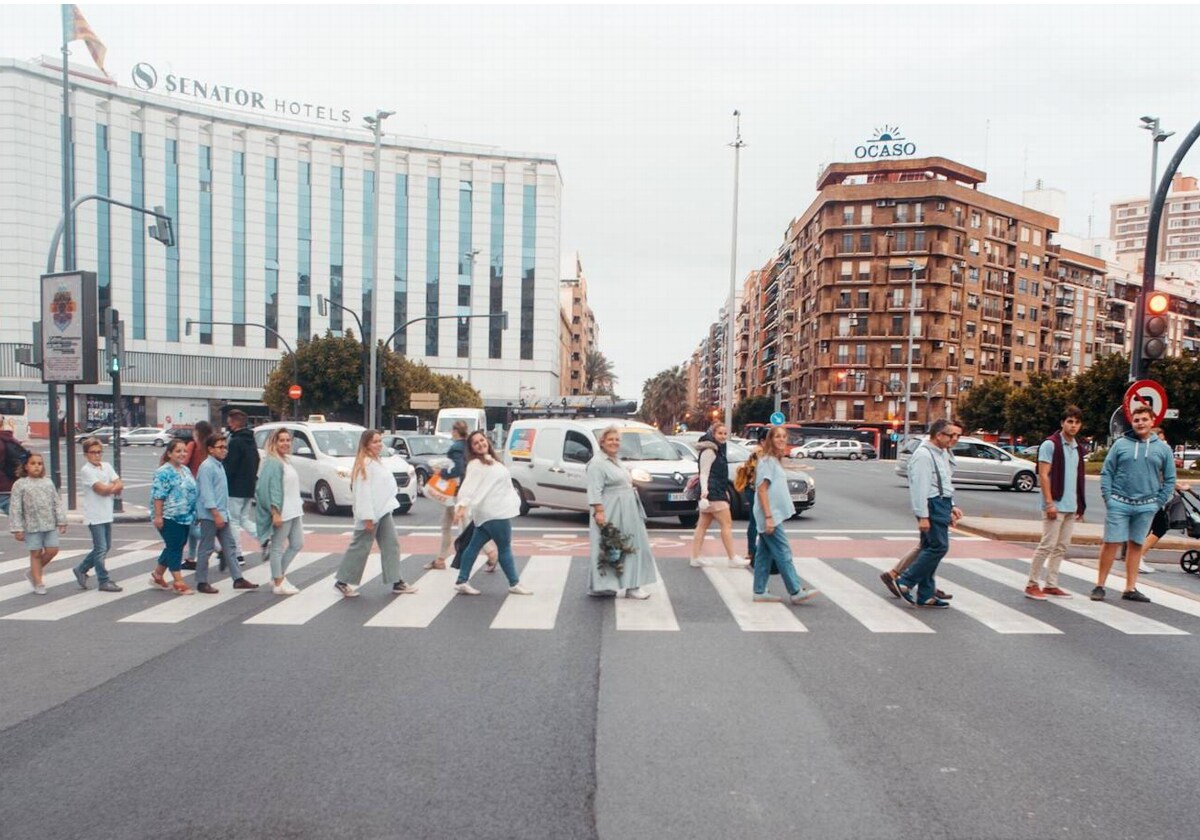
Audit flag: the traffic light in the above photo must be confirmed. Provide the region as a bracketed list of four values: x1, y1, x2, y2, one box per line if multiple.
[1142, 291, 1170, 364]
[107, 311, 124, 377]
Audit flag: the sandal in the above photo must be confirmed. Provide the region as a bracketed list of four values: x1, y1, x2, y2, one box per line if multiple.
[149, 570, 170, 591]
[172, 580, 195, 596]
[424, 559, 447, 570]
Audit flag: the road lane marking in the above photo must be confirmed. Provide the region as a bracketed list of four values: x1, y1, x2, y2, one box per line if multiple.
[1053, 559, 1200, 622]
[244, 554, 381, 625]
[364, 556, 491, 628]
[704, 566, 807, 632]
[490, 555, 569, 630]
[615, 558, 679, 631]
[1, 550, 164, 620]
[0, 548, 90, 575]
[794, 557, 933, 633]
[0, 549, 165, 603]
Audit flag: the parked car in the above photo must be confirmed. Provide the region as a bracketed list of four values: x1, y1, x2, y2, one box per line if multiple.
[792, 439, 875, 460]
[254, 421, 417, 516]
[895, 435, 1038, 492]
[668, 436, 815, 518]
[75, 426, 131, 445]
[504, 418, 699, 525]
[1176, 448, 1200, 470]
[381, 433, 454, 495]
[122, 426, 174, 447]
[1018, 444, 1041, 459]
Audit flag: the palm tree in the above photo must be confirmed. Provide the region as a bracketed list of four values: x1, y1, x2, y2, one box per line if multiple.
[640, 366, 689, 429]
[584, 349, 617, 394]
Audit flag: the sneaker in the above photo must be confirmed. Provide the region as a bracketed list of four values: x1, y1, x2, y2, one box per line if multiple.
[508, 584, 534, 596]
[334, 581, 359, 598]
[624, 587, 651, 600]
[791, 587, 821, 605]
[1090, 586, 1105, 601]
[727, 558, 750, 569]
[196, 582, 219, 595]
[455, 582, 481, 596]
[1139, 563, 1155, 575]
[896, 583, 915, 607]
[392, 581, 419, 595]
[917, 598, 951, 609]
[1122, 589, 1152, 603]
[423, 559, 447, 570]
[149, 570, 170, 591]
[1041, 586, 1072, 598]
[880, 571, 902, 598]
[1024, 584, 1047, 601]
[752, 593, 783, 603]
[172, 581, 195, 596]
[272, 580, 300, 596]
[236, 555, 246, 567]
[73, 568, 89, 590]
[181, 560, 197, 571]
[98, 580, 123, 593]
[689, 557, 712, 568]
[232, 578, 259, 590]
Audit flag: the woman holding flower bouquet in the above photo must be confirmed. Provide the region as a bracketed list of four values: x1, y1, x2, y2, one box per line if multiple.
[586, 425, 657, 599]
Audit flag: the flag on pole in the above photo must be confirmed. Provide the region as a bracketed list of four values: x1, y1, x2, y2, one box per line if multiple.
[61, 5, 109, 78]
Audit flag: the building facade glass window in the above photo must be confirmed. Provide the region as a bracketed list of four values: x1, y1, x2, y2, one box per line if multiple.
[131, 131, 145, 340]
[521, 184, 536, 360]
[198, 145, 213, 345]
[457, 180, 473, 358]
[362, 170, 375, 344]
[489, 182, 504, 359]
[231, 151, 246, 346]
[297, 161, 312, 342]
[164, 139, 180, 342]
[95, 124, 110, 315]
[265, 157, 279, 348]
[393, 174, 408, 354]
[426, 176, 441, 356]
[330, 165, 344, 334]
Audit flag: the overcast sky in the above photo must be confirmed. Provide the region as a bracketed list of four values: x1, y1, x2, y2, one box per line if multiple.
[3, 4, 1198, 397]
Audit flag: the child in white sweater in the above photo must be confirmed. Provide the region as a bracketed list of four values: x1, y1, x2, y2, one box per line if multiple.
[9, 453, 67, 594]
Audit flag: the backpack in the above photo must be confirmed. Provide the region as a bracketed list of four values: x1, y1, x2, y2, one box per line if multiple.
[2, 437, 31, 482]
[733, 453, 758, 494]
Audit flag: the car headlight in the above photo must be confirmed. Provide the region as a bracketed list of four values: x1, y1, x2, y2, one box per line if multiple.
[629, 468, 652, 483]
[336, 467, 352, 479]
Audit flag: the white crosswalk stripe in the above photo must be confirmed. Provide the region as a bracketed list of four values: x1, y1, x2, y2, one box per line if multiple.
[491, 555, 570, 630]
[944, 558, 1187, 635]
[703, 565, 807, 632]
[855, 557, 1060, 635]
[244, 554, 382, 626]
[364, 556, 492, 628]
[0, 548, 164, 604]
[794, 557, 933, 633]
[2, 550, 165, 620]
[0, 548, 90, 576]
[1053, 559, 1200, 622]
[615, 558, 679, 631]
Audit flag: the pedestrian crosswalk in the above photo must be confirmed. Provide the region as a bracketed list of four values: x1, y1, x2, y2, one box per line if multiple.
[4, 546, 1200, 637]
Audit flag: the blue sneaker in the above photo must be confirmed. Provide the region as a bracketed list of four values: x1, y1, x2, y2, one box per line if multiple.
[895, 582, 915, 606]
[917, 598, 951, 609]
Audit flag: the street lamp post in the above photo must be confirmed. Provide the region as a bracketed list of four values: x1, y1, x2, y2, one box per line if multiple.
[363, 109, 393, 430]
[463, 249, 480, 387]
[725, 110, 744, 430]
[922, 375, 957, 425]
[903, 258, 920, 443]
[316, 293, 368, 425]
[1129, 116, 1175, 381]
[186, 318, 300, 419]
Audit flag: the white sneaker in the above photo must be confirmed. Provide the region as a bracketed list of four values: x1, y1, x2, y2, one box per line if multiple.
[791, 587, 820, 605]
[1139, 563, 1155, 574]
[689, 557, 712, 568]
[508, 584, 534, 596]
[624, 587, 650, 600]
[33, 583, 47, 596]
[273, 580, 300, 596]
[727, 557, 749, 569]
[455, 582, 481, 596]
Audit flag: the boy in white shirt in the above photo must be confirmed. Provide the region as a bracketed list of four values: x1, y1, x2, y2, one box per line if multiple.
[73, 438, 124, 592]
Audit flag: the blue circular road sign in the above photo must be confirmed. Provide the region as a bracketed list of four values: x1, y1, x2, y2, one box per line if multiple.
[769, 411, 786, 426]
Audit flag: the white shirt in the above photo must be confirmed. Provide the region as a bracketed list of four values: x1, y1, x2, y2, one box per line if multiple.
[281, 460, 303, 521]
[457, 458, 521, 525]
[352, 459, 400, 525]
[80, 461, 118, 525]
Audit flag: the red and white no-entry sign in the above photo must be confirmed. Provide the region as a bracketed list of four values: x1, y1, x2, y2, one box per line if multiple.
[1123, 379, 1167, 425]
[288, 384, 303, 401]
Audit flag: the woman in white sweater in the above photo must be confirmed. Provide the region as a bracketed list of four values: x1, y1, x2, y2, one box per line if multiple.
[452, 431, 532, 596]
[333, 430, 418, 597]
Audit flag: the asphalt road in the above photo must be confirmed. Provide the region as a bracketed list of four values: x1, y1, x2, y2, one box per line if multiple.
[3, 447, 1200, 839]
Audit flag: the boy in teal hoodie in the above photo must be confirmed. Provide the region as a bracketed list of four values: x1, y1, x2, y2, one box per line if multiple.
[1094, 404, 1176, 603]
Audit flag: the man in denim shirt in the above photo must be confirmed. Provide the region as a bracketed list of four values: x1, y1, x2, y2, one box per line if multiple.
[195, 433, 259, 594]
[894, 418, 964, 609]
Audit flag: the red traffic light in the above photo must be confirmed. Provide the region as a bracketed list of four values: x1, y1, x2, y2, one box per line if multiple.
[1147, 292, 1170, 315]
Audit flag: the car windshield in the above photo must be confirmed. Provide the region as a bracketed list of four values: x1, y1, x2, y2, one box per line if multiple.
[311, 430, 363, 457]
[405, 436, 451, 457]
[726, 441, 752, 462]
[594, 428, 680, 461]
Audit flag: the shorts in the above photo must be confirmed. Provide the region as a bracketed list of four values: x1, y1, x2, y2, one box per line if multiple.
[24, 529, 60, 550]
[702, 500, 731, 514]
[1150, 507, 1170, 540]
[1103, 499, 1156, 545]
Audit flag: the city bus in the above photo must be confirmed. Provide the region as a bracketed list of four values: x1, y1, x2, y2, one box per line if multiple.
[0, 394, 29, 441]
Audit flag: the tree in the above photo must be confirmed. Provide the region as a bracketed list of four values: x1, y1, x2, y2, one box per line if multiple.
[957, 376, 1013, 436]
[1069, 352, 1130, 442]
[1003, 372, 1073, 443]
[1149, 354, 1200, 444]
[584, 349, 618, 395]
[733, 395, 775, 432]
[638, 366, 689, 430]
[263, 330, 481, 423]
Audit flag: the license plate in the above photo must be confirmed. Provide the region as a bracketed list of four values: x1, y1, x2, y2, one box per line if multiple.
[667, 492, 689, 502]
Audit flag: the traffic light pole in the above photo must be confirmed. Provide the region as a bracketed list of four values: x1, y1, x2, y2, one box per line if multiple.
[1131, 118, 1200, 380]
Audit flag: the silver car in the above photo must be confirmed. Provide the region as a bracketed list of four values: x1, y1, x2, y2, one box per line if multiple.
[668, 436, 816, 517]
[122, 426, 174, 447]
[895, 435, 1038, 492]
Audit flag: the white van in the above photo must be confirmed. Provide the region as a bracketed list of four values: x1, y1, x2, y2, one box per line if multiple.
[505, 418, 700, 525]
[435, 407, 487, 437]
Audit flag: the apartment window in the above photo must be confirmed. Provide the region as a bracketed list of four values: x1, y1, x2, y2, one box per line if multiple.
[969, 238, 980, 254]
[1016, 303, 1026, 320]
[892, 288, 905, 308]
[860, 232, 872, 251]
[836, 345, 849, 364]
[858, 261, 871, 281]
[889, 345, 902, 364]
[913, 203, 923, 223]
[851, 401, 865, 421]
[393, 174, 409, 353]
[913, 230, 926, 251]
[970, 211, 982, 229]
[1018, 277, 1027, 293]
[841, 233, 854, 253]
[856, 290, 870, 309]
[841, 260, 853, 278]
[861, 205, 872, 225]
[843, 206, 854, 225]
[896, 203, 909, 223]
[1020, 226, 1030, 242]
[1032, 230, 1042, 246]
[1019, 252, 1029, 269]
[894, 230, 908, 251]
[891, 315, 903, 336]
[968, 267, 979, 283]
[964, 350, 976, 365]
[855, 344, 867, 365]
[966, 321, 977, 338]
[838, 291, 852, 308]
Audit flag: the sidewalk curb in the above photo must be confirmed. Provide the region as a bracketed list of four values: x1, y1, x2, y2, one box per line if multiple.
[956, 519, 1196, 551]
[65, 505, 151, 525]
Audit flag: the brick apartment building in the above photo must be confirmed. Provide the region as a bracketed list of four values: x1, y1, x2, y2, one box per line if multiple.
[559, 254, 599, 395]
[1111, 173, 1200, 267]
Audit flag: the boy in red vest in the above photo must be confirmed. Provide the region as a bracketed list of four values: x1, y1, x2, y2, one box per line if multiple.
[1025, 406, 1087, 599]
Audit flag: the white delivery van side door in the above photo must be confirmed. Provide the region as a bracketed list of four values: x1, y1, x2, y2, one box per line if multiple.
[529, 425, 570, 508]
[558, 429, 594, 505]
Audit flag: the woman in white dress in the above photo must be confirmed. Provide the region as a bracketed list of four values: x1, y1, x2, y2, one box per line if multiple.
[586, 425, 656, 598]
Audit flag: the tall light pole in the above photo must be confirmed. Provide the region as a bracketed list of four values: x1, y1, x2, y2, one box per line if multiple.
[464, 249, 479, 388]
[1129, 116, 1174, 381]
[725, 110, 744, 430]
[903, 258, 920, 444]
[364, 109, 393, 429]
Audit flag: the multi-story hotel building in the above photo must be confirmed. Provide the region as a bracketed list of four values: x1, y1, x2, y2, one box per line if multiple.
[728, 155, 1115, 429]
[0, 56, 564, 430]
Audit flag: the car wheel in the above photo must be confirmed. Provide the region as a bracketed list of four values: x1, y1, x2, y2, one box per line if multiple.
[679, 513, 699, 527]
[1012, 471, 1036, 493]
[813, 452, 824, 459]
[415, 469, 429, 496]
[395, 501, 412, 515]
[513, 481, 531, 516]
[154, 439, 166, 447]
[314, 481, 337, 516]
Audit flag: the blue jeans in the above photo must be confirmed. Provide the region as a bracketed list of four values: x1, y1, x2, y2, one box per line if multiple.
[156, 518, 191, 572]
[77, 522, 112, 583]
[897, 497, 952, 604]
[753, 526, 802, 596]
[455, 518, 519, 586]
[744, 491, 758, 560]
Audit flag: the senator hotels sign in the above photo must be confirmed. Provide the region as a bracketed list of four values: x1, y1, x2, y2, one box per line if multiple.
[854, 125, 918, 159]
[130, 61, 352, 124]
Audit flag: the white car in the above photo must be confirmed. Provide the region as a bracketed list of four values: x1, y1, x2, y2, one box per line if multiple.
[123, 426, 174, 447]
[254, 421, 417, 516]
[792, 439, 876, 460]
